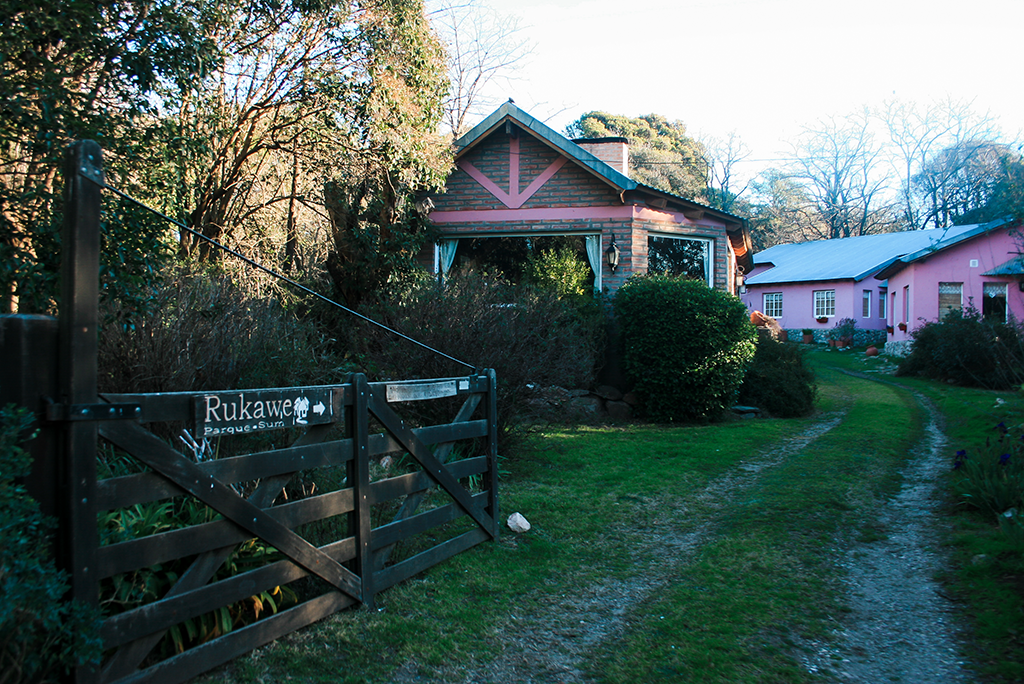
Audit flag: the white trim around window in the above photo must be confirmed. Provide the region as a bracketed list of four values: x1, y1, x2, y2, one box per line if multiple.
[763, 292, 782, 318]
[646, 233, 714, 287]
[813, 290, 835, 318]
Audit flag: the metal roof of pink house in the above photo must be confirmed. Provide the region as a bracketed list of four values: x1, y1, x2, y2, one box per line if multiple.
[873, 217, 1013, 279]
[747, 221, 1006, 285]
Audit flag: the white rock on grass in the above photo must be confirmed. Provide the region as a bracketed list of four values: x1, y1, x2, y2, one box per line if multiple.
[507, 512, 531, 533]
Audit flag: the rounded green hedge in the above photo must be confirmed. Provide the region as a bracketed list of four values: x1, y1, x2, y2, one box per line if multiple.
[615, 274, 756, 422]
[737, 337, 817, 418]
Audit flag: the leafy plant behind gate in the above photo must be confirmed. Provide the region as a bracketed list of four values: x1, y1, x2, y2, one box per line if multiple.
[98, 490, 298, 657]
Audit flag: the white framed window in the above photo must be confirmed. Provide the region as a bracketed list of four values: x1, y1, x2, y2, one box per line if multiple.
[813, 290, 835, 318]
[647, 234, 713, 286]
[903, 286, 910, 323]
[879, 289, 887, 318]
[938, 282, 962, 317]
[862, 290, 871, 318]
[763, 292, 783, 318]
[983, 282, 1007, 322]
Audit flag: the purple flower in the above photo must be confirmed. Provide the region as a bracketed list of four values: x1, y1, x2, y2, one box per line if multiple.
[954, 449, 967, 470]
[1001, 453, 1012, 466]
[997, 422, 1008, 434]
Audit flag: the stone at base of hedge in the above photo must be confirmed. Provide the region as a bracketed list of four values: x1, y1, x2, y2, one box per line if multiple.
[606, 400, 632, 421]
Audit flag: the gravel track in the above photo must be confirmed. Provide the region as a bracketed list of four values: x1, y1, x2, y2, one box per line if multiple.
[812, 383, 974, 683]
[398, 375, 972, 684]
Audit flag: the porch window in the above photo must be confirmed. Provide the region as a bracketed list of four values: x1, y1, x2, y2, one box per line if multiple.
[903, 286, 910, 323]
[983, 282, 1007, 322]
[763, 292, 782, 318]
[647, 235, 712, 286]
[813, 290, 835, 318]
[938, 282, 962, 317]
[862, 290, 871, 318]
[879, 289, 887, 318]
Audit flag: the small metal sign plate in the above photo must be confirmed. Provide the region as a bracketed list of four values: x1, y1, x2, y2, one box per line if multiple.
[386, 380, 459, 403]
[194, 388, 335, 436]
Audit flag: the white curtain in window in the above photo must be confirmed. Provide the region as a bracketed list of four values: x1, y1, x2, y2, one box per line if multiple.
[585, 234, 602, 292]
[439, 239, 458, 275]
[703, 240, 712, 286]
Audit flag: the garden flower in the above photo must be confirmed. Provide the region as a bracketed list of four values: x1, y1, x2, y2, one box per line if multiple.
[1000, 453, 1011, 466]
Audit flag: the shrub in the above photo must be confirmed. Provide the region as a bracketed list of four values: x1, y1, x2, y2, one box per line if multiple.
[896, 306, 1024, 389]
[828, 317, 856, 342]
[953, 422, 1024, 518]
[523, 246, 593, 299]
[0, 406, 102, 683]
[737, 338, 817, 418]
[614, 274, 756, 422]
[354, 270, 605, 443]
[98, 264, 351, 394]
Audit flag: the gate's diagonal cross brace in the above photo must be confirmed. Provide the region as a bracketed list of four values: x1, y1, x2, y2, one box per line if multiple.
[374, 393, 482, 570]
[99, 422, 362, 601]
[367, 390, 495, 536]
[98, 424, 333, 683]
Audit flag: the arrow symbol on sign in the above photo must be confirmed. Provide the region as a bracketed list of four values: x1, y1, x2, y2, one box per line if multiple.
[313, 401, 326, 416]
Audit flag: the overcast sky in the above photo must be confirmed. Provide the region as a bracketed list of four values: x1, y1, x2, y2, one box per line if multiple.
[473, 0, 1023, 179]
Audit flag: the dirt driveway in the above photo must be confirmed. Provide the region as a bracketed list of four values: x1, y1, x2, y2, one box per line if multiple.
[396, 373, 975, 684]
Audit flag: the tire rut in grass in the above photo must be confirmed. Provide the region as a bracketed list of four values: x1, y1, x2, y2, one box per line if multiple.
[427, 411, 849, 684]
[807, 387, 974, 683]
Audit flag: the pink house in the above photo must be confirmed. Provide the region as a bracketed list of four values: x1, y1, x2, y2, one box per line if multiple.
[741, 218, 1024, 347]
[423, 101, 753, 294]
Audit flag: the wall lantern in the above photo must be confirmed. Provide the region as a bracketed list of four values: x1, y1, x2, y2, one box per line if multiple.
[606, 235, 620, 273]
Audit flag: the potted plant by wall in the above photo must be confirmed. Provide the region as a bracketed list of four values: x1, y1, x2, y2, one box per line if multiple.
[801, 329, 814, 344]
[816, 316, 828, 324]
[886, 325, 894, 334]
[833, 317, 856, 347]
[898, 321, 907, 332]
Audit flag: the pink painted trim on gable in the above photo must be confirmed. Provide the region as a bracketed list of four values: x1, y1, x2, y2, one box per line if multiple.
[458, 161, 509, 205]
[509, 136, 519, 196]
[431, 205, 721, 226]
[457, 137, 570, 209]
[433, 206, 636, 223]
[519, 157, 567, 204]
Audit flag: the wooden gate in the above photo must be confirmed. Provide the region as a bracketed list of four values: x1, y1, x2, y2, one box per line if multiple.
[3, 141, 499, 684]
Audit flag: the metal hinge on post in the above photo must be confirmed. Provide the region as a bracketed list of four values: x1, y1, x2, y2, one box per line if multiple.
[45, 401, 142, 422]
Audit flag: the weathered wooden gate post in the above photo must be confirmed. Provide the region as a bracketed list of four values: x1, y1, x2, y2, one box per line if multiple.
[347, 372, 375, 608]
[58, 140, 104, 684]
[484, 369, 500, 537]
[0, 315, 60, 519]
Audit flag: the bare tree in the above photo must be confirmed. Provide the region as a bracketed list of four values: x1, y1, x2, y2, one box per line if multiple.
[882, 98, 1003, 229]
[913, 140, 1014, 228]
[787, 109, 894, 240]
[700, 130, 751, 213]
[428, 0, 533, 135]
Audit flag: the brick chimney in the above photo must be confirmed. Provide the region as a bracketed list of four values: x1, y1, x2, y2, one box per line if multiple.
[573, 137, 629, 177]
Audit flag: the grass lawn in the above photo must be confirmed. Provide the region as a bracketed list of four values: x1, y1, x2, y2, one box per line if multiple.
[197, 347, 1024, 684]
